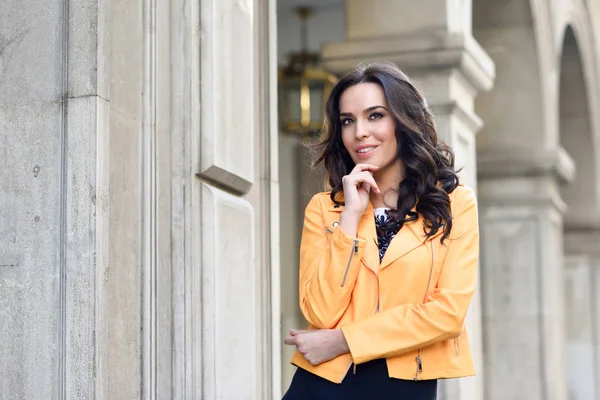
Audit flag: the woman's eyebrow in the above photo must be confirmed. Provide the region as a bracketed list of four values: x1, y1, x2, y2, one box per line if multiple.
[340, 105, 388, 117]
[364, 105, 387, 112]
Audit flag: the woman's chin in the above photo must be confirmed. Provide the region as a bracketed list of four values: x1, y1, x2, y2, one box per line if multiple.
[352, 156, 380, 166]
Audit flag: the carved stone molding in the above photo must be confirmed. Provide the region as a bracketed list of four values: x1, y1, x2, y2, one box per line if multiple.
[197, 0, 255, 194]
[477, 147, 576, 184]
[322, 31, 495, 93]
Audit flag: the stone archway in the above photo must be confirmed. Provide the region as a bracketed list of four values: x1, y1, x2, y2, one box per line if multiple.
[473, 0, 552, 153]
[559, 24, 600, 400]
[559, 26, 600, 229]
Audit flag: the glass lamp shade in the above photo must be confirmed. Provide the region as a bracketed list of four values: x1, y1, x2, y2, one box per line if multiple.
[279, 66, 337, 136]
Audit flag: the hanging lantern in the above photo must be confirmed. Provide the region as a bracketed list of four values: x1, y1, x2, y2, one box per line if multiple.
[278, 7, 338, 137]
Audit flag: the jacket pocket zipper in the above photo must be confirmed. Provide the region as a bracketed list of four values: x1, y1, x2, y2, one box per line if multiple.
[325, 222, 339, 234]
[341, 239, 358, 287]
[414, 242, 436, 380]
[413, 352, 423, 381]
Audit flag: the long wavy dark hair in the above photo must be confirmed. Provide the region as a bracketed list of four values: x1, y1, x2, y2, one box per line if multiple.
[313, 61, 459, 242]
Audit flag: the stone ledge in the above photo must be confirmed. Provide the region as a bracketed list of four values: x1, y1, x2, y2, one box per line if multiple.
[564, 230, 600, 256]
[322, 31, 495, 93]
[477, 147, 576, 184]
[431, 100, 484, 133]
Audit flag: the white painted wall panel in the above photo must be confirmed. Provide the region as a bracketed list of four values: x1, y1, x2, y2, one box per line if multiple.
[199, 0, 255, 193]
[201, 183, 257, 399]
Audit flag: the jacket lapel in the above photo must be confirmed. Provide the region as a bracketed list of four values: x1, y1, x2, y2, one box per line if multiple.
[379, 217, 424, 270]
[379, 215, 445, 271]
[327, 202, 446, 273]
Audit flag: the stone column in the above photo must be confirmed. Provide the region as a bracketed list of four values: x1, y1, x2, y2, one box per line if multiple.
[1, 0, 71, 393]
[0, 0, 146, 397]
[564, 231, 600, 400]
[321, 1, 494, 399]
[563, 255, 598, 400]
[196, 1, 277, 398]
[477, 151, 574, 400]
[1, 0, 278, 398]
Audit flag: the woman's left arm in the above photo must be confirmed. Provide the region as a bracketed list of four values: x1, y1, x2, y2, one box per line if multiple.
[340, 186, 479, 365]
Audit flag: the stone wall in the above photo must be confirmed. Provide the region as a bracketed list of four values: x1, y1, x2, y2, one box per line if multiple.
[0, 0, 279, 398]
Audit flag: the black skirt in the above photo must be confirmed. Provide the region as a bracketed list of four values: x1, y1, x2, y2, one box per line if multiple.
[282, 359, 437, 400]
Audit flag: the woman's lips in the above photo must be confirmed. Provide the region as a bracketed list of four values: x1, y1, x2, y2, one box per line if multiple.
[356, 146, 377, 158]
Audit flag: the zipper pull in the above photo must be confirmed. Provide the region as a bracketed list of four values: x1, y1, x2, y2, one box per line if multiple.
[413, 355, 423, 381]
[354, 239, 358, 254]
[353, 364, 357, 375]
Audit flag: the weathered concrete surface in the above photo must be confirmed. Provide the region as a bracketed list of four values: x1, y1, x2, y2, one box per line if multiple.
[0, 0, 64, 398]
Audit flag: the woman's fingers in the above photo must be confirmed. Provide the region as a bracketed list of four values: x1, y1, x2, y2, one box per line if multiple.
[350, 163, 379, 174]
[359, 173, 380, 193]
[284, 330, 312, 345]
[289, 329, 311, 336]
[284, 335, 297, 345]
[343, 172, 380, 193]
[340, 164, 381, 216]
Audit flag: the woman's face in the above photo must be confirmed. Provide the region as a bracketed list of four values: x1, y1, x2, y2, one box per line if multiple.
[339, 82, 400, 173]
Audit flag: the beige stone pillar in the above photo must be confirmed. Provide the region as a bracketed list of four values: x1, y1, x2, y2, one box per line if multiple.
[279, 136, 327, 392]
[195, 1, 279, 398]
[477, 152, 573, 400]
[0, 0, 145, 397]
[563, 255, 598, 400]
[321, 2, 494, 399]
[0, 0, 279, 398]
[472, 1, 572, 397]
[278, 136, 303, 392]
[564, 232, 600, 400]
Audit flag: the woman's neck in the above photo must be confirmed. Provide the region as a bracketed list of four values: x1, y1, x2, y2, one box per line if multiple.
[370, 160, 403, 209]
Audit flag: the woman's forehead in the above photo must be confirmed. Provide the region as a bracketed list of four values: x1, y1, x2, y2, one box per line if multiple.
[339, 83, 387, 112]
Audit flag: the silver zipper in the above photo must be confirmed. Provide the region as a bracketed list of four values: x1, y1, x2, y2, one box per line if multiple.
[376, 276, 380, 313]
[414, 241, 436, 380]
[325, 222, 339, 234]
[341, 239, 359, 287]
[413, 354, 423, 381]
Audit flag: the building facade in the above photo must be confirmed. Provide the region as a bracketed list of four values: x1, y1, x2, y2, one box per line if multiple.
[1, 0, 600, 399]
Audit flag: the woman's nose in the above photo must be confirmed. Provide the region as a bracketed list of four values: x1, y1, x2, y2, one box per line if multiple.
[355, 120, 370, 139]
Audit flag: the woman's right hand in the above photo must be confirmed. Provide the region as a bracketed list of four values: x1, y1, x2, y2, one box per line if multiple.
[339, 164, 380, 235]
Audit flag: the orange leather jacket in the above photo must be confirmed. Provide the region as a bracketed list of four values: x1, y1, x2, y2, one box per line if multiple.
[290, 185, 479, 383]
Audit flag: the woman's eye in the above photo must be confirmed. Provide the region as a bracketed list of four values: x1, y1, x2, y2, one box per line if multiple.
[369, 112, 384, 120]
[341, 118, 353, 126]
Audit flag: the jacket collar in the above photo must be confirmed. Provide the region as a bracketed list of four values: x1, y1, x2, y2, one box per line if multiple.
[327, 201, 444, 272]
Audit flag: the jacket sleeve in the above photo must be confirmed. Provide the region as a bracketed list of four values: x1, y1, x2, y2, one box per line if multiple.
[340, 186, 479, 365]
[298, 194, 368, 329]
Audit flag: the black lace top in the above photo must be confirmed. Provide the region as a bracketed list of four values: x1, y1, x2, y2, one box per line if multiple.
[374, 208, 400, 262]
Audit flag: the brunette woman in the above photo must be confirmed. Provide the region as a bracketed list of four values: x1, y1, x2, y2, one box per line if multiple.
[282, 61, 479, 400]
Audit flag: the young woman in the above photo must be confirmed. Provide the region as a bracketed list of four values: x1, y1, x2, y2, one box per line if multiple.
[282, 62, 479, 399]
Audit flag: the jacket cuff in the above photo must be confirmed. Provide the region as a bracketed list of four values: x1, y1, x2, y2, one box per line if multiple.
[340, 323, 369, 365]
[331, 224, 367, 251]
